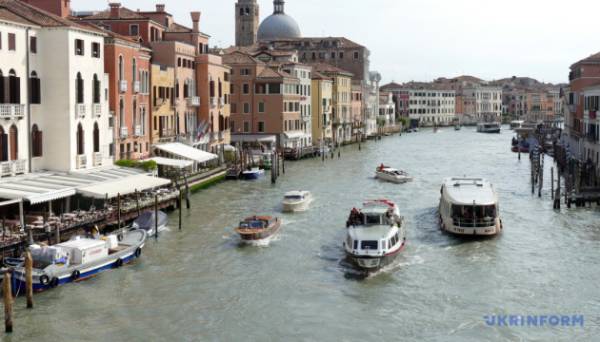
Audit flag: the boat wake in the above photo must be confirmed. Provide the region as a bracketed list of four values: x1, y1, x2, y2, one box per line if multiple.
[240, 232, 281, 247]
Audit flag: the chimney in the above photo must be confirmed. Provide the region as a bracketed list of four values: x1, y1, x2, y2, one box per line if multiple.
[191, 12, 201, 33]
[109, 3, 121, 18]
[22, 0, 71, 18]
[156, 4, 165, 12]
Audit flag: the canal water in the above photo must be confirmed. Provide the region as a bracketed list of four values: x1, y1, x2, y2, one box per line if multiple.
[8, 128, 600, 341]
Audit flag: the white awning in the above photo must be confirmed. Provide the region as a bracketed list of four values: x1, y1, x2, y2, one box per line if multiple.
[230, 134, 277, 143]
[147, 157, 193, 169]
[283, 131, 306, 140]
[154, 143, 218, 163]
[78, 174, 172, 199]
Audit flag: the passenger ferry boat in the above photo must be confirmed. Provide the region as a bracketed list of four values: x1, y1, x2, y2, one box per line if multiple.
[343, 200, 406, 272]
[235, 216, 281, 241]
[11, 230, 146, 293]
[282, 191, 313, 212]
[477, 122, 501, 133]
[439, 178, 502, 236]
[510, 120, 525, 130]
[375, 165, 413, 184]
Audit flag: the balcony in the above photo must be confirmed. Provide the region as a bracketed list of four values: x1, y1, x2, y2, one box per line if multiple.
[187, 96, 201, 107]
[0, 104, 25, 119]
[75, 104, 86, 118]
[219, 97, 225, 107]
[0, 160, 26, 177]
[76, 154, 87, 170]
[92, 103, 102, 117]
[134, 125, 142, 137]
[119, 80, 128, 93]
[120, 126, 128, 139]
[93, 152, 103, 167]
[210, 97, 217, 109]
[133, 81, 140, 93]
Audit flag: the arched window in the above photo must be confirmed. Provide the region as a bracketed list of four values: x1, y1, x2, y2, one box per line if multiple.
[92, 74, 100, 104]
[9, 124, 17, 161]
[177, 58, 182, 67]
[32, 124, 43, 157]
[76, 123, 84, 155]
[0, 126, 6, 162]
[119, 98, 124, 129]
[29, 71, 41, 104]
[76, 72, 84, 104]
[133, 99, 137, 130]
[219, 114, 224, 131]
[118, 55, 124, 81]
[218, 79, 222, 98]
[132, 58, 137, 84]
[209, 79, 215, 98]
[239, 7, 244, 16]
[184, 79, 189, 98]
[93, 122, 99, 153]
[8, 69, 20, 104]
[0, 70, 4, 104]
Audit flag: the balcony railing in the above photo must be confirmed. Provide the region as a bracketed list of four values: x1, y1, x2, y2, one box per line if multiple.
[92, 103, 102, 117]
[76, 155, 87, 170]
[210, 97, 217, 109]
[134, 125, 142, 137]
[75, 104, 86, 118]
[219, 97, 225, 107]
[133, 81, 140, 94]
[187, 96, 201, 107]
[0, 160, 26, 177]
[0, 104, 25, 119]
[119, 80, 128, 93]
[120, 126, 128, 139]
[93, 152, 102, 167]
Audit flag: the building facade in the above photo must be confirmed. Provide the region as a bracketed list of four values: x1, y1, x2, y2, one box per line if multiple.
[235, 0, 259, 47]
[311, 72, 333, 145]
[408, 90, 456, 126]
[150, 64, 176, 143]
[462, 86, 502, 123]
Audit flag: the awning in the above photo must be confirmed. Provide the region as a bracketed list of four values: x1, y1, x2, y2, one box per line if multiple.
[78, 174, 172, 199]
[154, 143, 218, 163]
[283, 131, 306, 140]
[147, 157, 193, 169]
[0, 173, 77, 205]
[230, 134, 277, 143]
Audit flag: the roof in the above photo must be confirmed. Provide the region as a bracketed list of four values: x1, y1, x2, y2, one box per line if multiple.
[223, 51, 264, 65]
[572, 51, 600, 68]
[78, 174, 171, 199]
[0, 0, 102, 32]
[348, 225, 395, 241]
[154, 143, 218, 163]
[380, 82, 404, 90]
[147, 157, 193, 169]
[257, 67, 293, 79]
[309, 63, 353, 77]
[442, 178, 497, 206]
[312, 71, 332, 81]
[82, 6, 147, 20]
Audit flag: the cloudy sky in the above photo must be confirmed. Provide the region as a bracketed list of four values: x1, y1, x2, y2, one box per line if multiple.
[73, 0, 593, 84]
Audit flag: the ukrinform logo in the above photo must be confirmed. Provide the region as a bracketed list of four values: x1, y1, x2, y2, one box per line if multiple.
[484, 315, 584, 327]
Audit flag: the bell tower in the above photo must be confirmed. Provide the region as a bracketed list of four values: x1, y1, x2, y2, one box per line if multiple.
[235, 0, 259, 47]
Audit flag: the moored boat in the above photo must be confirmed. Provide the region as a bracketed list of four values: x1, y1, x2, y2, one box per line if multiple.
[343, 200, 406, 272]
[242, 167, 265, 180]
[477, 122, 501, 133]
[11, 229, 146, 293]
[375, 165, 413, 184]
[454, 124, 461, 131]
[235, 216, 281, 241]
[439, 177, 502, 236]
[132, 211, 168, 235]
[282, 191, 313, 212]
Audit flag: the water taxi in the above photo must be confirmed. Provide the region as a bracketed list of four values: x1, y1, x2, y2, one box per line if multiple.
[242, 167, 265, 180]
[343, 200, 406, 272]
[282, 191, 313, 212]
[477, 122, 501, 133]
[439, 177, 502, 236]
[235, 216, 281, 241]
[11, 229, 146, 293]
[375, 165, 413, 184]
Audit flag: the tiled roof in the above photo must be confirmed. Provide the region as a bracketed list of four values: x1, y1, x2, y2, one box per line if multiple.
[572, 52, 600, 67]
[167, 22, 191, 33]
[222, 51, 263, 65]
[257, 68, 285, 79]
[312, 71, 332, 81]
[0, 7, 32, 25]
[380, 82, 403, 90]
[308, 62, 353, 77]
[82, 6, 147, 20]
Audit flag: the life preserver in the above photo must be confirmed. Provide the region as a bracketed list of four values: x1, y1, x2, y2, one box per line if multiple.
[71, 270, 81, 281]
[39, 275, 50, 286]
[50, 277, 59, 288]
[134, 248, 142, 258]
[117, 233, 124, 242]
[115, 258, 124, 268]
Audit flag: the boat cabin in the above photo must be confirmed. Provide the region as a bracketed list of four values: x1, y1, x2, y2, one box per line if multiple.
[440, 178, 499, 229]
[284, 191, 309, 201]
[239, 216, 275, 230]
[347, 206, 394, 227]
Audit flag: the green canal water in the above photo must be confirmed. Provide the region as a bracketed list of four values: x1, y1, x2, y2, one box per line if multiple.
[7, 128, 600, 341]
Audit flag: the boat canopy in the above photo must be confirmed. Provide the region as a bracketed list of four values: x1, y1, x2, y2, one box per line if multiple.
[443, 177, 497, 206]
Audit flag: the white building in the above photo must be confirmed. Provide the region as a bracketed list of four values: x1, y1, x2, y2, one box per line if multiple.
[463, 86, 502, 123]
[378, 92, 395, 129]
[365, 71, 381, 137]
[0, 0, 112, 175]
[282, 63, 312, 147]
[408, 89, 456, 126]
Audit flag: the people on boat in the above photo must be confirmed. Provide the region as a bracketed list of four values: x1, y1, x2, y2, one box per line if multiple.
[347, 208, 364, 227]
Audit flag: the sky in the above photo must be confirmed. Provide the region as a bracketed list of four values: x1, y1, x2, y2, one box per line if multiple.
[72, 0, 597, 85]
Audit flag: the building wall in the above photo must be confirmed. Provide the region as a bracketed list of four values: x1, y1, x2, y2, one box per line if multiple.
[150, 64, 175, 143]
[311, 78, 333, 144]
[408, 90, 456, 126]
[235, 0, 259, 47]
[197, 54, 231, 149]
[331, 74, 352, 143]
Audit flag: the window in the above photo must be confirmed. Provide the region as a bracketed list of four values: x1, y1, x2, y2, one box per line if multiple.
[354, 51, 359, 60]
[8, 33, 15, 51]
[243, 103, 250, 114]
[76, 72, 84, 103]
[92, 42, 100, 58]
[243, 121, 250, 132]
[361, 240, 378, 250]
[258, 101, 265, 113]
[240, 68, 250, 76]
[93, 74, 100, 103]
[75, 39, 84, 56]
[30, 36, 37, 54]
[258, 121, 265, 133]
[230, 84, 235, 94]
[243, 84, 249, 94]
[231, 103, 237, 113]
[130, 24, 139, 36]
[29, 71, 41, 104]
[339, 52, 344, 59]
[255, 83, 265, 94]
[32, 124, 42, 157]
[268, 83, 281, 94]
[118, 55, 124, 81]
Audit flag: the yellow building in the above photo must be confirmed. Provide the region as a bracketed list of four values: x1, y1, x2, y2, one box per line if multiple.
[150, 64, 176, 144]
[312, 64, 353, 144]
[311, 72, 334, 145]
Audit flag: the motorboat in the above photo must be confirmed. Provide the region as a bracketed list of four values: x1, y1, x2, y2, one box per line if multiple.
[439, 177, 502, 236]
[235, 216, 281, 241]
[343, 200, 406, 272]
[132, 211, 168, 235]
[510, 120, 525, 130]
[477, 122, 501, 133]
[242, 167, 265, 180]
[11, 229, 146, 293]
[454, 125, 461, 131]
[375, 165, 413, 184]
[282, 191, 313, 212]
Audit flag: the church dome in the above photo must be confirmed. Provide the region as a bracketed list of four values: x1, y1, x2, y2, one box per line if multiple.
[257, 0, 301, 41]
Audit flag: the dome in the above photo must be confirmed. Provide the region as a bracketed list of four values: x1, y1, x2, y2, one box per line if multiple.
[257, 0, 301, 41]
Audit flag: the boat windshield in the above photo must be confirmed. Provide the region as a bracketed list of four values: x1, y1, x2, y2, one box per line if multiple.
[285, 195, 303, 200]
[239, 220, 266, 229]
[365, 214, 383, 225]
[361, 240, 378, 250]
[451, 205, 497, 227]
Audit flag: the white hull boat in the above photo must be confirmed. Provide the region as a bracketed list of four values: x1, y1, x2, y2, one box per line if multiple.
[375, 166, 413, 184]
[132, 211, 168, 235]
[282, 191, 313, 212]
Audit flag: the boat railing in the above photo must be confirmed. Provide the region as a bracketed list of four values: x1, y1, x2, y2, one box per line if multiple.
[452, 217, 495, 228]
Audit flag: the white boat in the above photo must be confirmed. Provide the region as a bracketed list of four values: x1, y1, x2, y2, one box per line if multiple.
[343, 200, 406, 272]
[477, 122, 501, 133]
[242, 167, 265, 180]
[510, 120, 525, 130]
[132, 211, 168, 235]
[282, 191, 313, 212]
[375, 165, 413, 184]
[11, 229, 146, 292]
[439, 177, 502, 236]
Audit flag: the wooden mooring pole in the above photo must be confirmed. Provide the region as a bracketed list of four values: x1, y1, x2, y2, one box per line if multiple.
[117, 193, 121, 229]
[178, 189, 183, 231]
[3, 271, 13, 333]
[25, 251, 33, 309]
[154, 194, 159, 240]
[554, 168, 561, 210]
[551, 167, 555, 200]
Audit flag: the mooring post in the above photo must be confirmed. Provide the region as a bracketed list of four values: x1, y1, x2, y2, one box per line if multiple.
[281, 150, 286, 174]
[338, 143, 341, 159]
[531, 166, 535, 195]
[135, 189, 140, 218]
[55, 219, 60, 245]
[551, 167, 555, 200]
[538, 161, 543, 198]
[154, 194, 159, 240]
[3, 271, 13, 333]
[178, 189, 183, 231]
[117, 193, 121, 229]
[25, 251, 33, 309]
[184, 174, 191, 209]
[556, 168, 561, 209]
